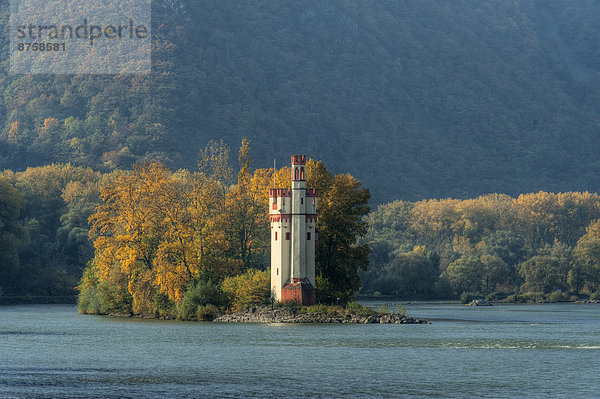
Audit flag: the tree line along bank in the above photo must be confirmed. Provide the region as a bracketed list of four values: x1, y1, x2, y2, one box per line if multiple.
[2, 141, 600, 314]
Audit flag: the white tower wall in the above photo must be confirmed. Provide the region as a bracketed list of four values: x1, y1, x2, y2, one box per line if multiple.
[270, 190, 291, 301]
[291, 178, 306, 280]
[306, 194, 317, 287]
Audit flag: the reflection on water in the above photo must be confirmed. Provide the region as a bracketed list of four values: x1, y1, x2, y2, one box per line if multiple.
[1, 303, 599, 398]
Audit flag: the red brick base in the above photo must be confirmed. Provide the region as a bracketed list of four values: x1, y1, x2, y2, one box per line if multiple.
[281, 279, 316, 305]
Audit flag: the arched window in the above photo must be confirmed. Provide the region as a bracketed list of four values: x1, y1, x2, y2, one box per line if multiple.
[295, 168, 299, 180]
[300, 167, 305, 180]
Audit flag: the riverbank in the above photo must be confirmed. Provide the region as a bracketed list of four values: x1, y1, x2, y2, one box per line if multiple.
[214, 306, 429, 324]
[0, 295, 76, 305]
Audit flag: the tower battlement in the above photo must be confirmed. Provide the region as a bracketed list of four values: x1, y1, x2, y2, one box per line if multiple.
[291, 155, 306, 165]
[306, 188, 318, 197]
[269, 188, 292, 198]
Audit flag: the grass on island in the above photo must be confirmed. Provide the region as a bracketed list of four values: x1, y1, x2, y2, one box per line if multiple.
[278, 301, 407, 318]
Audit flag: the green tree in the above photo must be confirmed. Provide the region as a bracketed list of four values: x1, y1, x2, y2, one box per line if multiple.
[307, 162, 371, 304]
[369, 246, 439, 298]
[519, 255, 568, 293]
[572, 239, 600, 293]
[482, 230, 527, 268]
[0, 178, 28, 294]
[443, 255, 485, 294]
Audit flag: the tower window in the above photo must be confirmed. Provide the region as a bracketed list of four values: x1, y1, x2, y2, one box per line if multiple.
[307, 232, 311, 240]
[275, 232, 278, 241]
[277, 268, 279, 276]
[285, 232, 290, 240]
[272, 203, 277, 210]
[301, 167, 305, 180]
[295, 168, 299, 180]
[313, 198, 316, 206]
[301, 198, 303, 204]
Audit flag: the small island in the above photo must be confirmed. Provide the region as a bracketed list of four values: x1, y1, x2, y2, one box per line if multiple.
[75, 148, 428, 324]
[214, 305, 428, 324]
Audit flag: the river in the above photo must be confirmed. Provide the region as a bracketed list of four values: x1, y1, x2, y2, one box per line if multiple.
[1, 303, 599, 398]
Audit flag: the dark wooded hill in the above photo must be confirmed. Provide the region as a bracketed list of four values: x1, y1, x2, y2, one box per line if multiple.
[1, 0, 600, 204]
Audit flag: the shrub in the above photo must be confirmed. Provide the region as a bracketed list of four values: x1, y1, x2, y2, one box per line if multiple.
[77, 285, 101, 314]
[460, 291, 478, 304]
[590, 292, 600, 301]
[177, 279, 224, 320]
[278, 300, 300, 312]
[152, 292, 176, 319]
[485, 292, 499, 302]
[326, 305, 344, 316]
[394, 304, 406, 317]
[196, 304, 220, 321]
[300, 304, 329, 314]
[97, 281, 133, 315]
[376, 304, 391, 314]
[315, 275, 333, 304]
[521, 292, 545, 303]
[221, 269, 270, 312]
[345, 302, 376, 317]
[547, 291, 567, 302]
[503, 294, 524, 303]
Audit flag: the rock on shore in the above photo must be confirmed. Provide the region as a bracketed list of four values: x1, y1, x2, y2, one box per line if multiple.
[213, 307, 428, 324]
[465, 299, 493, 307]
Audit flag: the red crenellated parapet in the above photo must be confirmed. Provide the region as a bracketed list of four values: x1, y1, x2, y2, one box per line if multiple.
[269, 188, 292, 198]
[270, 214, 291, 223]
[291, 155, 306, 165]
[306, 188, 318, 197]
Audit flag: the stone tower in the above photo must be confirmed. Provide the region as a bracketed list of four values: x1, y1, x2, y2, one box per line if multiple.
[270, 155, 317, 305]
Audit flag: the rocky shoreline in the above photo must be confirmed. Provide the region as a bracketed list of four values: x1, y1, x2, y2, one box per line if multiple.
[213, 306, 428, 324]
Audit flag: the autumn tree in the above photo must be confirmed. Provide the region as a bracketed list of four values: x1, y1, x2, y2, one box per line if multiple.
[222, 139, 270, 269]
[572, 221, 600, 293]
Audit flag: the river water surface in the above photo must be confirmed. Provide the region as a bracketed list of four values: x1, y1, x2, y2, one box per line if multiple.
[1, 303, 599, 398]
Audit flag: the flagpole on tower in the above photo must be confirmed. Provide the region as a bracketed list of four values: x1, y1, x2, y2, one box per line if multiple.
[273, 159, 276, 188]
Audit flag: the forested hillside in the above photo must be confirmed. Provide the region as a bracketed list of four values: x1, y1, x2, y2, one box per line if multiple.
[2, 1, 600, 203]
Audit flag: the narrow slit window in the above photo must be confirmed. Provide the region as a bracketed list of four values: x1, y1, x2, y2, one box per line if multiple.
[307, 232, 311, 240]
[313, 198, 316, 206]
[275, 232, 278, 240]
[301, 198, 303, 204]
[285, 232, 290, 240]
[272, 202, 277, 210]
